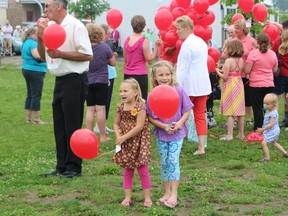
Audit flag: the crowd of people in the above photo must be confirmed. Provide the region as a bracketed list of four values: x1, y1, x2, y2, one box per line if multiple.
[5, 0, 288, 209]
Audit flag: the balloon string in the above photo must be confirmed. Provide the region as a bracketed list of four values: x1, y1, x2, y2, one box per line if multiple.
[95, 149, 115, 159]
[50, 58, 54, 64]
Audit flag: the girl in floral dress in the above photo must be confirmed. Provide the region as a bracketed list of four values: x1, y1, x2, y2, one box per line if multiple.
[113, 78, 152, 207]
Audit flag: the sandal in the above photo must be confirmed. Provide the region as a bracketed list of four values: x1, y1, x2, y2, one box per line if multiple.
[143, 200, 153, 208]
[246, 120, 253, 126]
[193, 151, 205, 156]
[164, 199, 178, 208]
[284, 153, 288, 158]
[260, 157, 270, 163]
[236, 134, 245, 140]
[121, 199, 131, 207]
[26, 119, 32, 124]
[159, 196, 170, 204]
[33, 120, 48, 125]
[219, 136, 233, 141]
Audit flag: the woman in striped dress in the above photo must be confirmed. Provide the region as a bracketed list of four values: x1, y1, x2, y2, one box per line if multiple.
[216, 40, 245, 140]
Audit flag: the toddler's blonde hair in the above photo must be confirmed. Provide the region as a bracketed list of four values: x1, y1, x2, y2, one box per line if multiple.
[264, 93, 278, 107]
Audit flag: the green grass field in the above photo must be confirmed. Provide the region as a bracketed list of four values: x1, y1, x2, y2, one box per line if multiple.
[0, 61, 288, 216]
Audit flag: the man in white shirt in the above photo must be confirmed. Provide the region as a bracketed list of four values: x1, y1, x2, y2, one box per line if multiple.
[2, 20, 13, 56]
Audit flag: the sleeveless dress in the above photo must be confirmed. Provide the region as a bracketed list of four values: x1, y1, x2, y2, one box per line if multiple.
[220, 58, 245, 116]
[113, 101, 151, 169]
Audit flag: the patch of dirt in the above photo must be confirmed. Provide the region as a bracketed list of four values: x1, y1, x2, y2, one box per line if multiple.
[0, 55, 22, 66]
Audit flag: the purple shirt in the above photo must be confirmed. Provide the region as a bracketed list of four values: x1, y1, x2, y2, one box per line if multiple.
[88, 42, 113, 84]
[147, 84, 193, 142]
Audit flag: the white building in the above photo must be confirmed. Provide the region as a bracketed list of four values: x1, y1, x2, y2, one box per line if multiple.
[95, 0, 223, 48]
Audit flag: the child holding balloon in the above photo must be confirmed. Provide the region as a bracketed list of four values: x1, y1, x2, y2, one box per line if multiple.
[113, 78, 152, 207]
[147, 61, 193, 208]
[215, 40, 245, 141]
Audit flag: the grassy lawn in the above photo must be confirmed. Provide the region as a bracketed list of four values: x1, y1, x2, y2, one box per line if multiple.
[0, 61, 288, 216]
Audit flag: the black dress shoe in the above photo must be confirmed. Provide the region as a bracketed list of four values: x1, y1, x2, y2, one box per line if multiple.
[60, 171, 81, 178]
[44, 169, 64, 177]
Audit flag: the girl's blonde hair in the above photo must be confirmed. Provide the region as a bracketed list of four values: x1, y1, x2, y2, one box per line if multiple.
[279, 29, 288, 55]
[22, 27, 37, 42]
[151, 60, 178, 88]
[86, 23, 104, 44]
[234, 19, 249, 35]
[121, 78, 145, 103]
[264, 93, 278, 107]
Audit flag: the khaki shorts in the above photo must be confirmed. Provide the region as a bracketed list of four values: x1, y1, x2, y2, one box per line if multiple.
[3, 38, 12, 48]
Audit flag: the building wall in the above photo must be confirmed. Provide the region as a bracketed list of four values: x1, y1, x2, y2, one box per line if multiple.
[7, 2, 23, 28]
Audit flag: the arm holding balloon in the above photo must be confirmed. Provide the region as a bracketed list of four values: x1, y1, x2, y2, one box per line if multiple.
[37, 19, 49, 61]
[148, 115, 175, 135]
[115, 109, 146, 145]
[173, 109, 191, 131]
[143, 38, 162, 64]
[46, 49, 93, 62]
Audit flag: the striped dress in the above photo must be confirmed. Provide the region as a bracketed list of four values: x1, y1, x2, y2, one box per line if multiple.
[219, 58, 245, 116]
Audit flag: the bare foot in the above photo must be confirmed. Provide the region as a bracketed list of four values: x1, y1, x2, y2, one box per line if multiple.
[100, 137, 112, 143]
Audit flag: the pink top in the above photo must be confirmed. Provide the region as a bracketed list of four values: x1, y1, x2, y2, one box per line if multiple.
[124, 36, 147, 75]
[246, 49, 277, 87]
[234, 35, 255, 77]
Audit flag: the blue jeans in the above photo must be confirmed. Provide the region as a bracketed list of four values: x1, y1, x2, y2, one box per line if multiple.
[156, 138, 183, 182]
[22, 69, 45, 111]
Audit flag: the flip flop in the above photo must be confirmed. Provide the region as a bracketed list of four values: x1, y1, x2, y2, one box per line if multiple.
[193, 151, 205, 156]
[143, 200, 153, 208]
[33, 120, 48, 125]
[164, 199, 178, 208]
[159, 197, 169, 204]
[121, 199, 131, 207]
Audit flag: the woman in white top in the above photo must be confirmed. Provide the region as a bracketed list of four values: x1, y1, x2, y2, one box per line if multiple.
[175, 15, 211, 156]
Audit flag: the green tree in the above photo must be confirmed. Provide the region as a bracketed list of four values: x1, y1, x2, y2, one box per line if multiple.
[220, 0, 278, 35]
[272, 0, 288, 12]
[68, 0, 110, 21]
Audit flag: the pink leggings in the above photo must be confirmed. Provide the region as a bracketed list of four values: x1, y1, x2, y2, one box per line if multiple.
[123, 164, 151, 189]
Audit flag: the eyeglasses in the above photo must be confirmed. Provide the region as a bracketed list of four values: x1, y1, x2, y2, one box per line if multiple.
[44, 2, 58, 8]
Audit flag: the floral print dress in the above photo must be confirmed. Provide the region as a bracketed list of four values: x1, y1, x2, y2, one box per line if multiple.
[113, 101, 151, 169]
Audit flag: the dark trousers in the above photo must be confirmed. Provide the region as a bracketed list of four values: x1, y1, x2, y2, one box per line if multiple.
[22, 69, 45, 111]
[53, 73, 88, 173]
[124, 74, 148, 101]
[206, 73, 219, 116]
[106, 78, 114, 119]
[250, 86, 274, 131]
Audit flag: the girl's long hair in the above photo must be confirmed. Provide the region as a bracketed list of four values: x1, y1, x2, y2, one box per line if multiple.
[121, 78, 145, 103]
[151, 60, 178, 88]
[279, 30, 288, 55]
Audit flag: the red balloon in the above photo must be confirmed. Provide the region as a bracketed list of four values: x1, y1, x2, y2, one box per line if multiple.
[70, 129, 99, 160]
[158, 6, 171, 12]
[245, 132, 264, 143]
[207, 55, 216, 72]
[232, 13, 245, 24]
[154, 9, 173, 31]
[187, 8, 198, 23]
[208, 0, 219, 5]
[43, 24, 66, 50]
[159, 30, 168, 40]
[148, 85, 180, 119]
[201, 10, 216, 26]
[194, 25, 205, 38]
[176, 0, 191, 9]
[106, 8, 123, 29]
[252, 3, 268, 22]
[201, 26, 213, 41]
[263, 24, 279, 42]
[208, 47, 220, 63]
[172, 7, 186, 21]
[170, 0, 178, 10]
[165, 30, 178, 46]
[176, 39, 184, 51]
[238, 0, 254, 13]
[193, 0, 210, 14]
